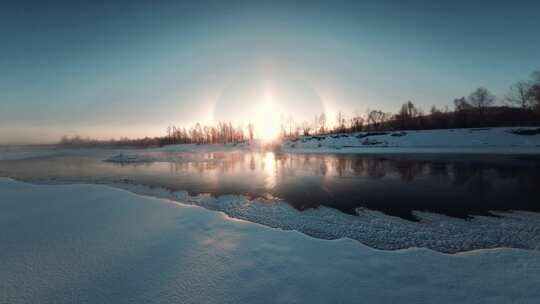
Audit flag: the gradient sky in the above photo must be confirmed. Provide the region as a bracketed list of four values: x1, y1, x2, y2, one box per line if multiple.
[1, 0, 540, 144]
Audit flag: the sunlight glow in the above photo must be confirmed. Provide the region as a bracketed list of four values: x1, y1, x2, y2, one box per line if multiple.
[255, 91, 281, 142]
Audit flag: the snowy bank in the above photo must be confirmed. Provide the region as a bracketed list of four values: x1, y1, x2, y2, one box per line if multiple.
[1, 179, 539, 304]
[92, 181, 540, 253]
[105, 127, 540, 163]
[283, 127, 540, 154]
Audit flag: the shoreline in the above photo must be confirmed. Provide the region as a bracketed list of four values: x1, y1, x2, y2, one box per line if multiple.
[3, 175, 540, 254]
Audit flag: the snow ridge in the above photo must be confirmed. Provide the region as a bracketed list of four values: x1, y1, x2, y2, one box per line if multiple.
[104, 181, 540, 254]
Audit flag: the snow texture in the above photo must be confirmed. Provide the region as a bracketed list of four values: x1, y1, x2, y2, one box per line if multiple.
[283, 127, 540, 154]
[1, 178, 539, 304]
[101, 182, 540, 253]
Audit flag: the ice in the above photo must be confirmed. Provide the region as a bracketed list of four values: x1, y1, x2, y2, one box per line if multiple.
[103, 182, 540, 253]
[1, 179, 539, 303]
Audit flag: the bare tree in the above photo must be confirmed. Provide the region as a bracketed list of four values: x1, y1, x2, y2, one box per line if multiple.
[166, 126, 172, 144]
[336, 111, 347, 132]
[247, 123, 254, 142]
[351, 116, 364, 132]
[366, 109, 390, 130]
[506, 81, 533, 109]
[286, 116, 294, 137]
[428, 105, 449, 129]
[453, 97, 471, 111]
[395, 101, 421, 129]
[468, 87, 495, 109]
[452, 97, 473, 127]
[318, 112, 327, 134]
[528, 71, 540, 112]
[301, 122, 311, 136]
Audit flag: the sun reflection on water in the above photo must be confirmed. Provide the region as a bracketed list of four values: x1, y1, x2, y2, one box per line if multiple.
[262, 152, 277, 190]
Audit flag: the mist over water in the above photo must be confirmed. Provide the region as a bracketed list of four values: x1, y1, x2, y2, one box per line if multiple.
[2, 150, 540, 220]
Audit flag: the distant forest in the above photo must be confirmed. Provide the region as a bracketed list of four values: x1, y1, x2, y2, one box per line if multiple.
[60, 70, 540, 148]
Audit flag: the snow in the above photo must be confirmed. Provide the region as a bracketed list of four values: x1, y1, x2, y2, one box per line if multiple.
[102, 182, 540, 253]
[3, 128, 540, 163]
[104, 128, 540, 163]
[1, 178, 539, 304]
[283, 127, 540, 154]
[3, 135, 540, 253]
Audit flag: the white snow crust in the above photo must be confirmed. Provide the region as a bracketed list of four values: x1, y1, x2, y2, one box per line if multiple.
[1, 179, 539, 304]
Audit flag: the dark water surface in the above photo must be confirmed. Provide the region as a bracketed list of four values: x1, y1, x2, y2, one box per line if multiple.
[1, 151, 540, 220]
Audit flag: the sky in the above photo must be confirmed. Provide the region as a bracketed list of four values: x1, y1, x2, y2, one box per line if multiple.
[1, 0, 540, 144]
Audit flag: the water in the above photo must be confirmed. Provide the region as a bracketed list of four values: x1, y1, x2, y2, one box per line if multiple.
[1, 150, 540, 221]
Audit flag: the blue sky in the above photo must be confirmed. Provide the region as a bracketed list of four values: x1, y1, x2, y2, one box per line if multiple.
[1, 0, 539, 143]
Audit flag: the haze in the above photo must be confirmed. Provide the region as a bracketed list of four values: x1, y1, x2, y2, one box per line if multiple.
[1, 0, 540, 144]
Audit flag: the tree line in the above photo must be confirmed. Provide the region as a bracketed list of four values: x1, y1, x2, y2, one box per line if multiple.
[59, 70, 540, 147]
[59, 135, 164, 148]
[280, 70, 540, 136]
[162, 122, 254, 145]
[59, 122, 255, 148]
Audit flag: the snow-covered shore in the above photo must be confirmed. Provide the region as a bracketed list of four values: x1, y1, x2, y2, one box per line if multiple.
[99, 127, 540, 163]
[1, 179, 539, 304]
[113, 127, 540, 163]
[97, 181, 540, 253]
[283, 127, 540, 154]
[8, 173, 540, 253]
[3, 127, 539, 163]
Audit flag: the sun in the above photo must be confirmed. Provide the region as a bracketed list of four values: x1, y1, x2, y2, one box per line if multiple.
[255, 92, 281, 142]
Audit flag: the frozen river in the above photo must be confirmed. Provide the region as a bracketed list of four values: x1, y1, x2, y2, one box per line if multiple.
[1, 147, 540, 252]
[2, 179, 539, 303]
[2, 149, 540, 219]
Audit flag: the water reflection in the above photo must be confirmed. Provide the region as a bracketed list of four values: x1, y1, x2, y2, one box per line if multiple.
[2, 152, 540, 220]
[153, 152, 533, 185]
[147, 153, 540, 220]
[262, 152, 277, 189]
